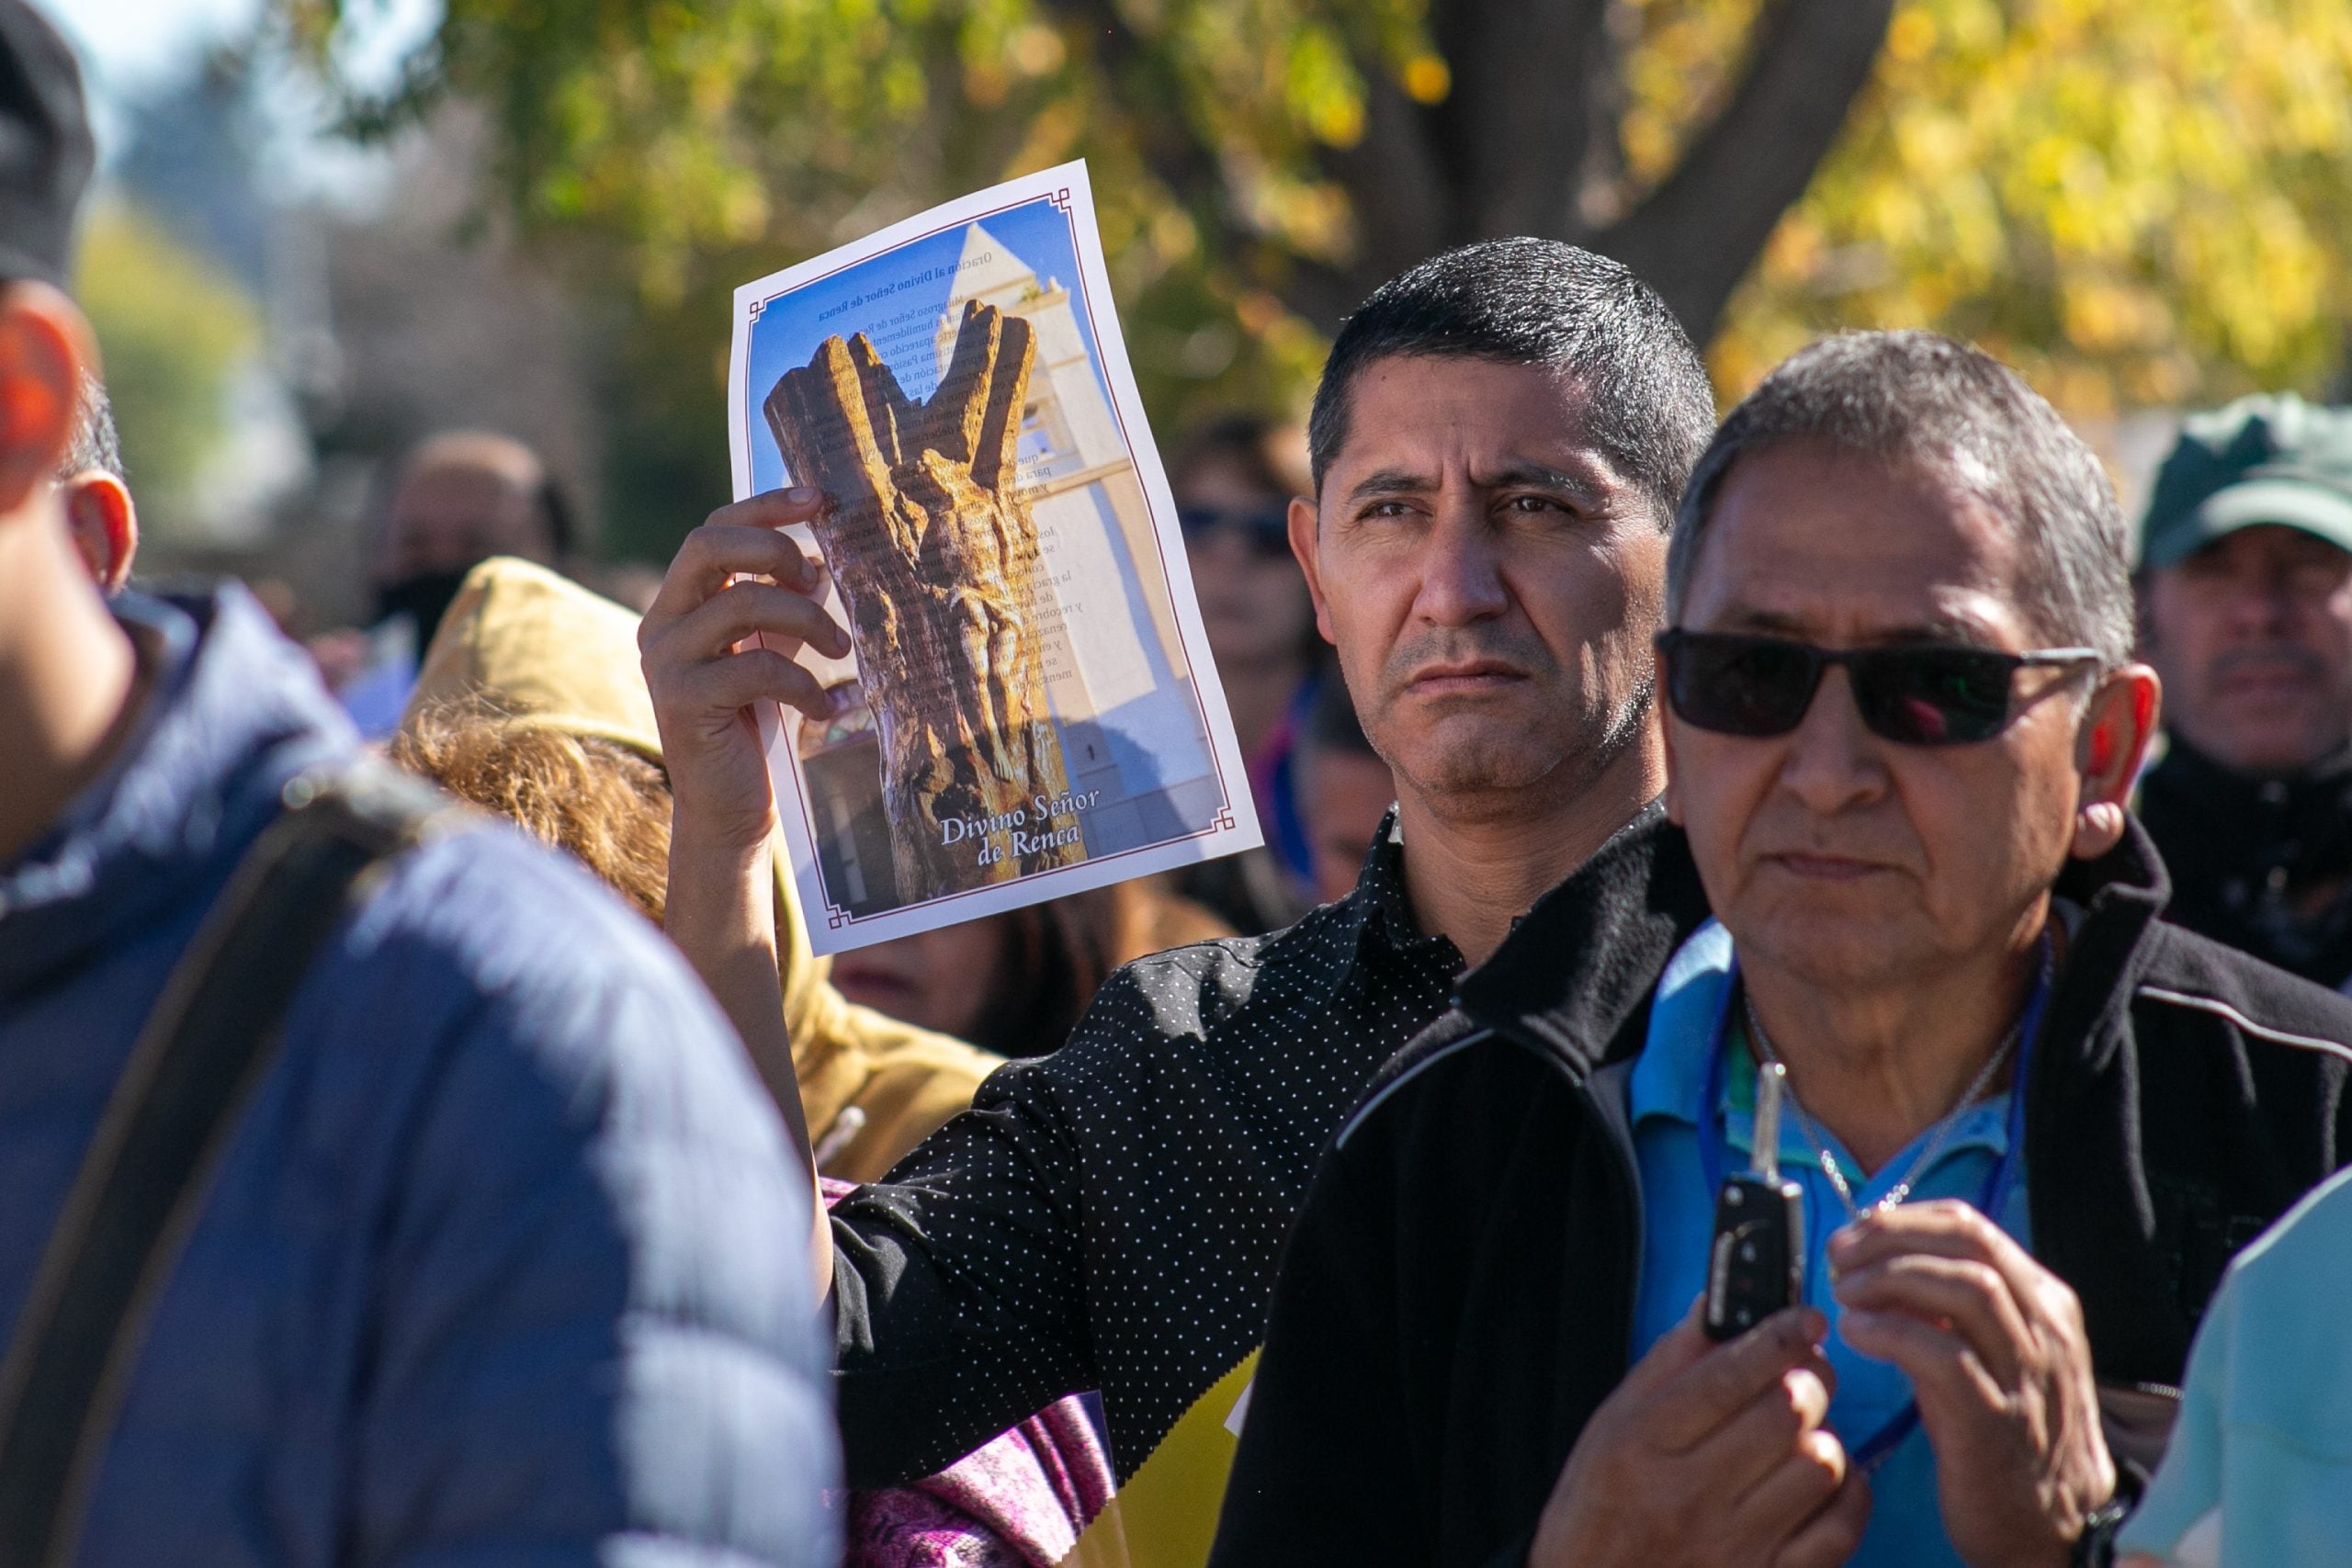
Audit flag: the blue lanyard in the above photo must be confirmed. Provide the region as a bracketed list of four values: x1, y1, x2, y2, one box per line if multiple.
[1694, 940, 2052, 1470]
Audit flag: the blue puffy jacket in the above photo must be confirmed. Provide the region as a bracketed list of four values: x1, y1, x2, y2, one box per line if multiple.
[0, 586, 840, 1566]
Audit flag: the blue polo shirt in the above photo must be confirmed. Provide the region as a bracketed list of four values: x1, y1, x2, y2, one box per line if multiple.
[1626, 919, 2032, 1567]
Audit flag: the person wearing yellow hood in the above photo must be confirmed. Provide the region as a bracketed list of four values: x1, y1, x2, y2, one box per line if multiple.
[392, 554, 1006, 1182]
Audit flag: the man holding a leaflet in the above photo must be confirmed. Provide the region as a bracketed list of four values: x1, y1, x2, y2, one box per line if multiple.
[639, 238, 1715, 1494]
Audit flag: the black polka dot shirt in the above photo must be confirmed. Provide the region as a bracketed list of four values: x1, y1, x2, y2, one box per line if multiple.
[828, 816, 1463, 1485]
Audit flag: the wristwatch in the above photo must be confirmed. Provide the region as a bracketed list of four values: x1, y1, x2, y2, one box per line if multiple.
[2068, 1481, 2140, 1568]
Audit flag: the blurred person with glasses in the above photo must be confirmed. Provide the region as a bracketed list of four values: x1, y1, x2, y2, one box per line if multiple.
[1214, 333, 2352, 1568]
[1170, 415, 1326, 929]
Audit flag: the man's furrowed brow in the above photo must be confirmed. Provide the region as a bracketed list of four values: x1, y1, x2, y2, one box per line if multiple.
[1343, 458, 1614, 507]
[1342, 468, 1436, 504]
[1472, 461, 1610, 507]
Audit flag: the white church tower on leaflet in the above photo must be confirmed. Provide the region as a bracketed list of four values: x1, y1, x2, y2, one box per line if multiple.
[932, 220, 1218, 856]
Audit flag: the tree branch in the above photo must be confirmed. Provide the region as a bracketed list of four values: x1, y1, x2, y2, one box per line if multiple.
[1040, 0, 1227, 220]
[1598, 0, 1894, 341]
[1427, 0, 1614, 241]
[1308, 73, 1450, 321]
[1303, 0, 1612, 329]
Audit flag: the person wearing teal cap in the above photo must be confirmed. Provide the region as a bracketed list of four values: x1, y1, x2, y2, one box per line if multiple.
[2116, 1162, 2352, 1566]
[2135, 393, 2352, 987]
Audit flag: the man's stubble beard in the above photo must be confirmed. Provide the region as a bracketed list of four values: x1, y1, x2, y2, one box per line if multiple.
[1376, 659, 1657, 817]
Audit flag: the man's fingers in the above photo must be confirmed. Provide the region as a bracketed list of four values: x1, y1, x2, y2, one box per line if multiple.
[1728, 1425, 1848, 1548]
[652, 578, 850, 669]
[1610, 1296, 1715, 1405]
[1651, 1306, 1827, 1453]
[1770, 1464, 1872, 1568]
[1834, 1253, 2030, 1388]
[1701, 1363, 1834, 1502]
[1838, 1306, 2007, 1420]
[704, 487, 830, 534]
[673, 646, 834, 724]
[1829, 1201, 2043, 1307]
[645, 513, 828, 629]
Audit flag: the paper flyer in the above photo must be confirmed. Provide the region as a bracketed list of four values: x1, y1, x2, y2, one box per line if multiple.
[729, 161, 1263, 954]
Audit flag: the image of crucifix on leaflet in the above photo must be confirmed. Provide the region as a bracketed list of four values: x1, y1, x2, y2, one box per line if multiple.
[764, 299, 1085, 905]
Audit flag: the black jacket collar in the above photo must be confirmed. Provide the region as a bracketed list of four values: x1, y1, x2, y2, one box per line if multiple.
[2039, 816, 2173, 1080]
[1456, 807, 2179, 1082]
[1453, 801, 1704, 1073]
[2147, 732, 2352, 818]
[2138, 736, 2352, 983]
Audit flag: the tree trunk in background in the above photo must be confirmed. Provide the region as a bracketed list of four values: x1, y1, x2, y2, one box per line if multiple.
[764, 300, 1081, 904]
[1061, 0, 1898, 345]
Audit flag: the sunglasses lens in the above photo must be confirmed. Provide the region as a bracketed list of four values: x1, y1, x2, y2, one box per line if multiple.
[1853, 649, 2015, 744]
[1667, 635, 1820, 736]
[1242, 514, 1291, 556]
[1180, 507, 1291, 558]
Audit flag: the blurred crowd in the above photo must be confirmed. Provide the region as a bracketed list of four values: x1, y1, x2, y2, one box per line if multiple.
[8, 3, 2352, 1566]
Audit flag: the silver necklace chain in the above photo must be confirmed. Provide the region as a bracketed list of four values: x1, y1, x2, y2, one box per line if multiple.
[1739, 941, 2053, 1221]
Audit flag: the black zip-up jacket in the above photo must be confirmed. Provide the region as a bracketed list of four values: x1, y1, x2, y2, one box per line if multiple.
[2139, 735, 2352, 987]
[1211, 815, 2352, 1568]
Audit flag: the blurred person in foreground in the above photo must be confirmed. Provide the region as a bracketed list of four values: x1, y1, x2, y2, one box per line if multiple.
[1170, 415, 1322, 929]
[0, 7, 837, 1562]
[321, 429, 574, 734]
[2115, 1162, 2352, 1567]
[1214, 333, 2352, 1568]
[2134, 395, 2352, 987]
[391, 555, 1116, 1563]
[641, 237, 1718, 1540]
[1292, 667, 1395, 906]
[394, 553, 1022, 1178]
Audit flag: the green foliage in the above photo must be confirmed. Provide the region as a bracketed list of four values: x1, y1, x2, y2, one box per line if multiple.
[74, 201, 261, 534]
[278, 0, 1374, 554]
[280, 0, 2352, 557]
[278, 0, 1401, 403]
[1708, 0, 2352, 412]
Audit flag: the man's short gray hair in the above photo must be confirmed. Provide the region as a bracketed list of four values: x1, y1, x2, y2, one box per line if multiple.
[1665, 331, 2134, 668]
[59, 368, 123, 483]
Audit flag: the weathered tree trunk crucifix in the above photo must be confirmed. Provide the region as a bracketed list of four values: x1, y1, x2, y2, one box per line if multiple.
[765, 299, 1082, 904]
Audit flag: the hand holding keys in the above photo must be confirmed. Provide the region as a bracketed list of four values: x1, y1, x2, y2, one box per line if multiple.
[1704, 1060, 1806, 1340]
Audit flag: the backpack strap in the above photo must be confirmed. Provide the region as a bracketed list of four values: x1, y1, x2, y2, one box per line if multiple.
[0, 761, 452, 1568]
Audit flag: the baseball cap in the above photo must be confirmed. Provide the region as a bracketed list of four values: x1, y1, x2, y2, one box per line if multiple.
[2138, 393, 2352, 571]
[0, 0, 93, 288]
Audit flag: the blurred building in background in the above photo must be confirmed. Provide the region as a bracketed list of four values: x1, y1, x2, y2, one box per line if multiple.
[81, 51, 607, 633]
[49, 0, 2352, 639]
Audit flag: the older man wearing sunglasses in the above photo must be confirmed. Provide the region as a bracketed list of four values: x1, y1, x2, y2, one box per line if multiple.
[1211, 332, 2352, 1568]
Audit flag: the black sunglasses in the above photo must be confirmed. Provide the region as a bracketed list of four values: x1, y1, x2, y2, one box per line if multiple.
[1178, 505, 1290, 558]
[1655, 629, 2102, 746]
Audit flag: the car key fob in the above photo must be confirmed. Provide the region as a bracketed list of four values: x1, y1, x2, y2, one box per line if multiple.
[1704, 1059, 1805, 1341]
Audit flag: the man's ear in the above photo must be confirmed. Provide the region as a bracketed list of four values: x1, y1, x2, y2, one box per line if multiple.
[61, 469, 136, 592]
[2070, 662, 2162, 862]
[1286, 493, 1335, 645]
[0, 283, 90, 519]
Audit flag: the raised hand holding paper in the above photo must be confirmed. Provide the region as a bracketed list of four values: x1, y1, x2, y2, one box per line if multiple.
[728, 161, 1262, 953]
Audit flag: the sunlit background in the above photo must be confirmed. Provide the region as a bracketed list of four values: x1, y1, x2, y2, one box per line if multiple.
[35, 0, 2352, 637]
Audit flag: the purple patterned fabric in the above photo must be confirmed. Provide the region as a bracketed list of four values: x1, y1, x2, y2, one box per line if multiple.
[822, 1180, 1114, 1568]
